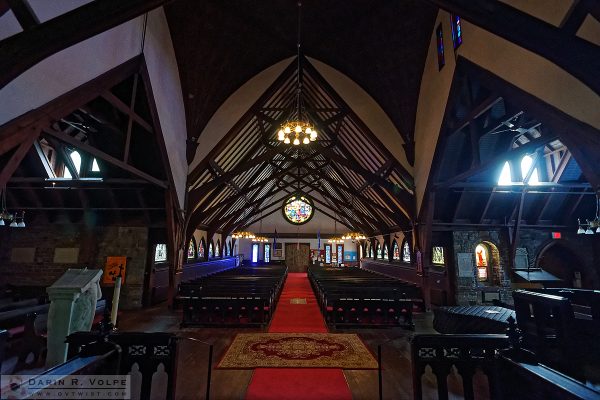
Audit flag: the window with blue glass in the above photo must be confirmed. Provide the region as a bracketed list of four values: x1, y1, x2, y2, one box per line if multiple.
[252, 243, 259, 263]
[325, 244, 332, 264]
[264, 244, 271, 263]
[436, 24, 445, 70]
[450, 14, 462, 50]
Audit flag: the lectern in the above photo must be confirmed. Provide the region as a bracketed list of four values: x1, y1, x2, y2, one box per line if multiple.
[45, 268, 103, 367]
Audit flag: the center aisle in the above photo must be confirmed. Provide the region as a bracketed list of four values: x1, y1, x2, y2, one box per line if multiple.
[245, 272, 353, 400]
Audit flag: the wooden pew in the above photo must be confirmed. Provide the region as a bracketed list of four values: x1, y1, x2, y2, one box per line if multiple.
[308, 266, 419, 329]
[179, 264, 287, 327]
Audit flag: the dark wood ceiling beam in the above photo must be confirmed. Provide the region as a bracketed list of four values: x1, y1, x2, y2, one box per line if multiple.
[560, 0, 594, 35]
[435, 134, 558, 189]
[297, 177, 378, 230]
[188, 145, 284, 206]
[551, 150, 571, 183]
[188, 60, 299, 180]
[459, 58, 600, 190]
[0, 57, 141, 138]
[0, 128, 39, 189]
[315, 145, 413, 217]
[0, 0, 171, 90]
[6, 0, 38, 30]
[43, 128, 167, 188]
[427, 0, 600, 97]
[101, 89, 152, 134]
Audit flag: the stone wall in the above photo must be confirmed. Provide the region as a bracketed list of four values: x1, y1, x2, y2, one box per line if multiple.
[0, 224, 149, 309]
[450, 228, 599, 306]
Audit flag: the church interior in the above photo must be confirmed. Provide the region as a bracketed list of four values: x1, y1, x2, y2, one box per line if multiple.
[0, 0, 599, 399]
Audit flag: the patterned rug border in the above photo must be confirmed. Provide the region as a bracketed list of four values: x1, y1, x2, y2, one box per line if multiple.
[217, 333, 379, 370]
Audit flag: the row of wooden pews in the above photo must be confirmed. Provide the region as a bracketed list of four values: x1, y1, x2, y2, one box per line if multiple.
[179, 264, 287, 327]
[308, 266, 423, 329]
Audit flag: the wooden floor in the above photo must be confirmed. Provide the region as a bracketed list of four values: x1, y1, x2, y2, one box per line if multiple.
[118, 304, 437, 400]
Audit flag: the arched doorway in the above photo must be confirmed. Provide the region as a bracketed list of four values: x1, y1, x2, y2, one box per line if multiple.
[536, 243, 591, 289]
[474, 241, 503, 287]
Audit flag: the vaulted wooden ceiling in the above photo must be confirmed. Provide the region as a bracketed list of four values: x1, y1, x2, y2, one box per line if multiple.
[165, 0, 438, 152]
[186, 57, 415, 237]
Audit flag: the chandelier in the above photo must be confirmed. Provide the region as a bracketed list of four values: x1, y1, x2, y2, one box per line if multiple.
[276, 2, 317, 146]
[0, 187, 25, 228]
[327, 237, 344, 244]
[577, 193, 600, 234]
[342, 233, 366, 241]
[232, 231, 255, 239]
[253, 236, 269, 243]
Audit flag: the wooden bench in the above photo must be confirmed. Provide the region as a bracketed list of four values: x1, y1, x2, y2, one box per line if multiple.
[309, 266, 420, 329]
[179, 265, 287, 327]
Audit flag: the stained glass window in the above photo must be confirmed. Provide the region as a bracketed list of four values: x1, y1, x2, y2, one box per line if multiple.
[337, 244, 343, 265]
[187, 240, 196, 259]
[376, 243, 382, 259]
[154, 244, 167, 263]
[282, 194, 314, 225]
[252, 244, 259, 263]
[215, 240, 220, 257]
[436, 24, 445, 70]
[325, 244, 332, 264]
[383, 244, 389, 260]
[264, 244, 271, 263]
[392, 241, 400, 261]
[198, 240, 205, 259]
[402, 241, 411, 263]
[208, 242, 213, 258]
[369, 243, 374, 258]
[450, 14, 462, 49]
[475, 244, 488, 267]
[226, 242, 231, 256]
[432, 246, 445, 265]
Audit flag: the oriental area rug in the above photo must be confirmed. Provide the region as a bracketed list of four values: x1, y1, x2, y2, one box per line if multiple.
[217, 333, 378, 369]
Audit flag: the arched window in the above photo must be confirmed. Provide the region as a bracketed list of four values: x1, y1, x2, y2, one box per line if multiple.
[187, 239, 196, 260]
[475, 243, 489, 281]
[359, 243, 363, 259]
[208, 241, 214, 258]
[264, 243, 271, 263]
[376, 242, 382, 259]
[392, 240, 400, 261]
[498, 161, 512, 185]
[63, 150, 82, 178]
[402, 240, 411, 263]
[198, 238, 205, 259]
[383, 244, 389, 260]
[215, 240, 220, 257]
[227, 241, 232, 256]
[521, 155, 540, 184]
[369, 243, 374, 258]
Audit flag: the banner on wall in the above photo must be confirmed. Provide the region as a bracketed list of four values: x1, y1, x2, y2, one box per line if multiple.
[102, 256, 127, 284]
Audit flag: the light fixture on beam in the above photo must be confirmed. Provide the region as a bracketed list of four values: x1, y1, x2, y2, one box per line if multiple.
[0, 187, 25, 228]
[577, 192, 600, 234]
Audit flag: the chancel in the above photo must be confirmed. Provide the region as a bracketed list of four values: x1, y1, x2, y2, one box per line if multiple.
[0, 1, 599, 399]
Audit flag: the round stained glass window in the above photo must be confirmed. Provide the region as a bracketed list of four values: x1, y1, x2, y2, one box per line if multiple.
[282, 194, 314, 225]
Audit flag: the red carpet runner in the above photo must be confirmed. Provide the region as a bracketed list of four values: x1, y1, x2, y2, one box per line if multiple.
[245, 273, 353, 400]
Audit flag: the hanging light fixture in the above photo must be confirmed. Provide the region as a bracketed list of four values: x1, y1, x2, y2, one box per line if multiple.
[232, 231, 256, 239]
[341, 232, 367, 241]
[577, 192, 600, 234]
[276, 2, 317, 146]
[328, 220, 343, 243]
[0, 187, 25, 228]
